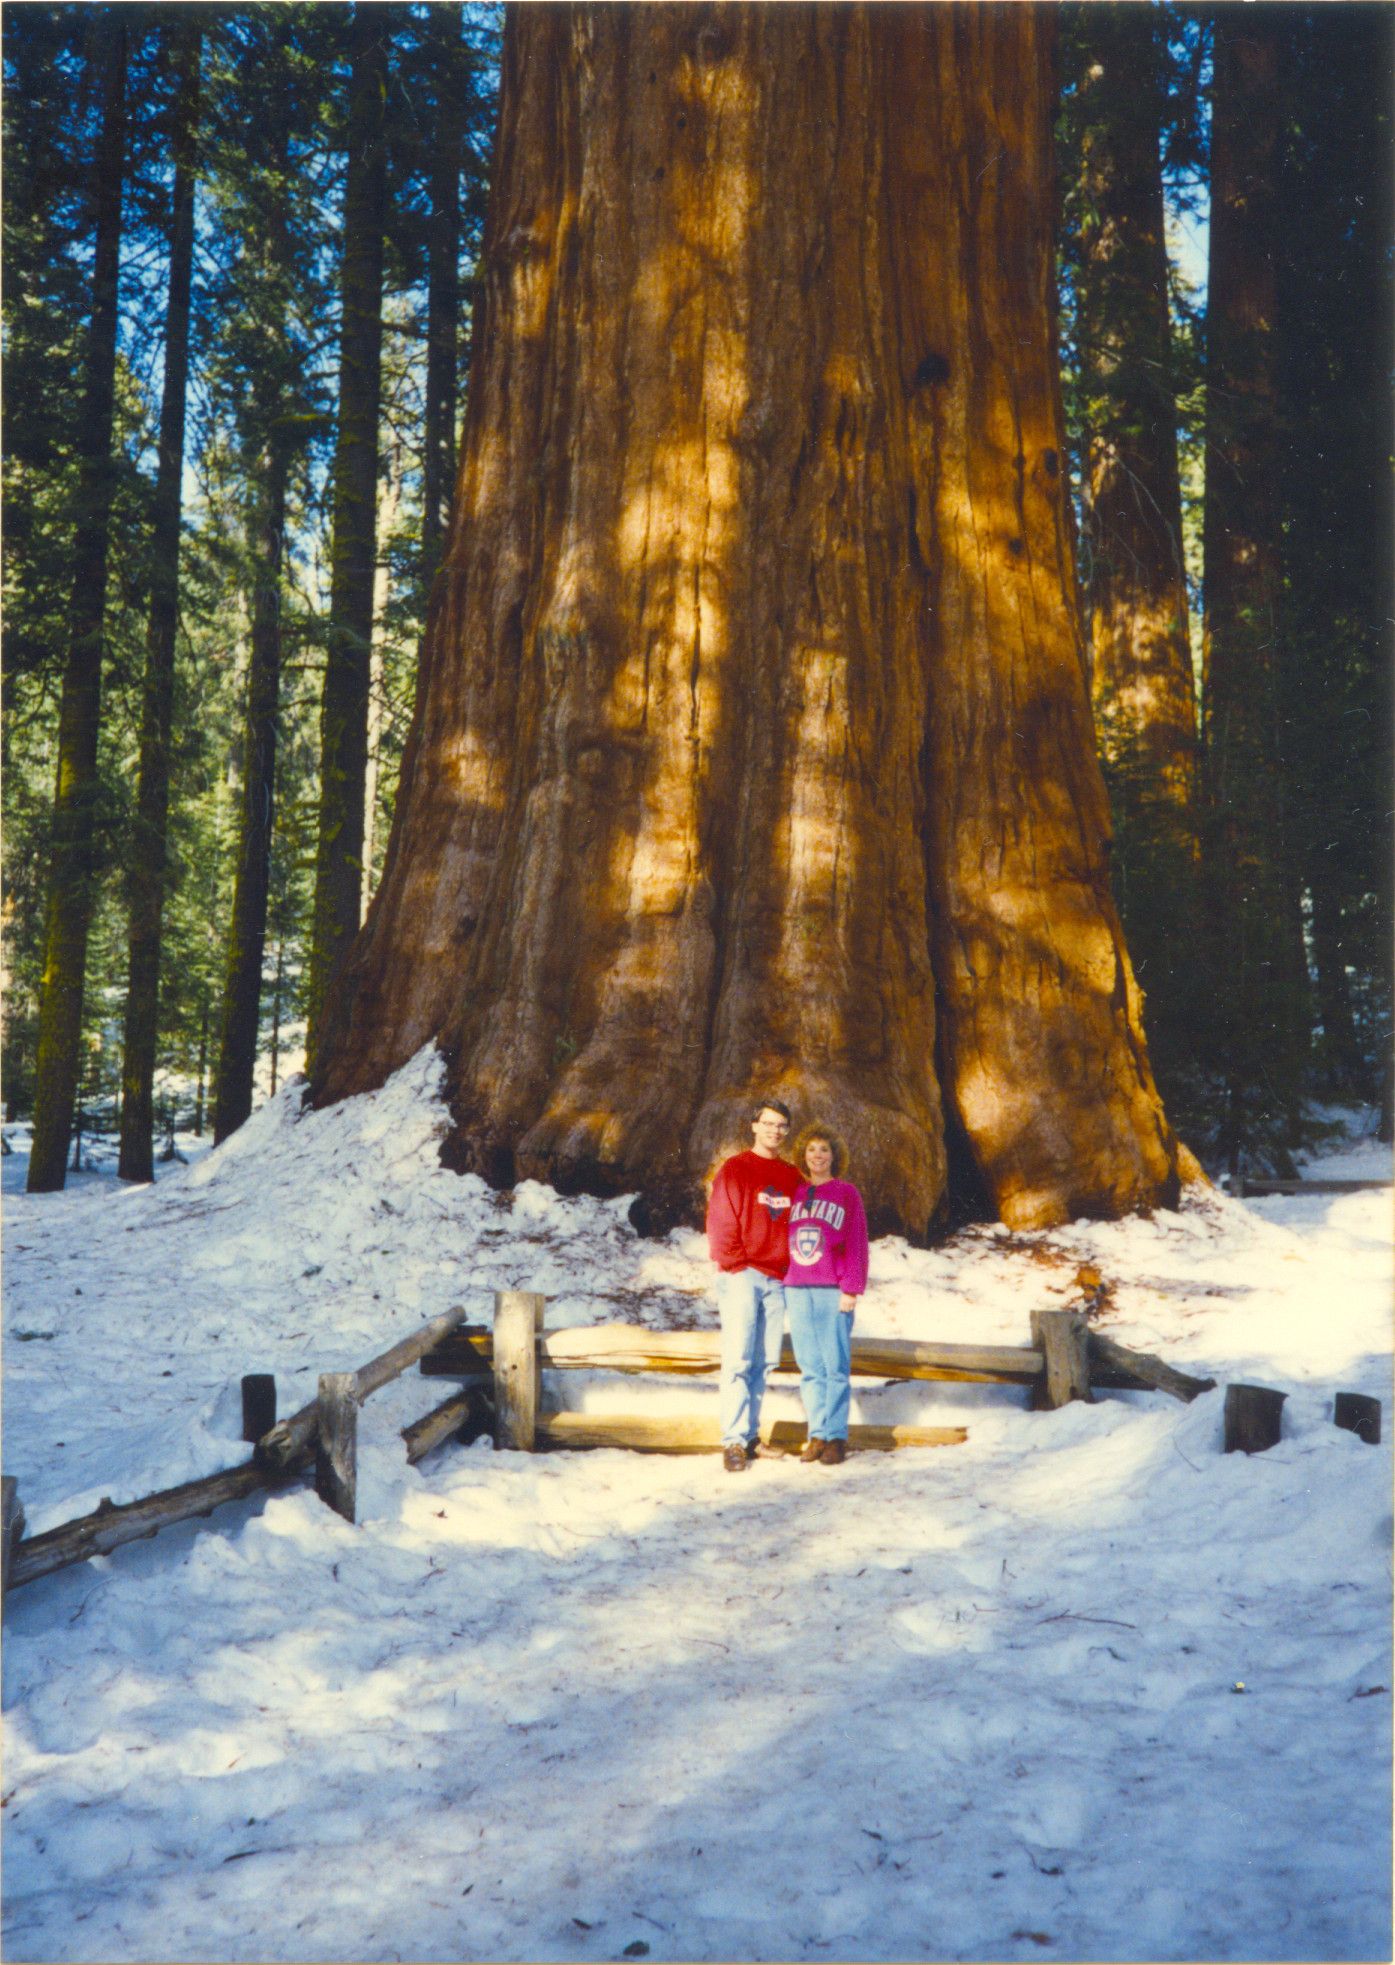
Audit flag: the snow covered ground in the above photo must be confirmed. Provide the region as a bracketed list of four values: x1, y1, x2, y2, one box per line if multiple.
[3, 1051, 1391, 1963]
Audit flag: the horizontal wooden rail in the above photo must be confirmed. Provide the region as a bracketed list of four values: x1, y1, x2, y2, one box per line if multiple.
[259, 1304, 468, 1471]
[537, 1414, 967, 1455]
[10, 1307, 473, 1593]
[422, 1322, 1046, 1385]
[9, 1457, 291, 1591]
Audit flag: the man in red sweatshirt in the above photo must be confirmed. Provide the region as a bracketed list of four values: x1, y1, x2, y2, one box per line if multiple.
[706, 1098, 804, 1472]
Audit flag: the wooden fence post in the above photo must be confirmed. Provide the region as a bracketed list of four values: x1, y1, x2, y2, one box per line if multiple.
[1030, 1310, 1092, 1409]
[241, 1374, 277, 1443]
[315, 1374, 358, 1521]
[1224, 1384, 1286, 1454]
[2, 1477, 24, 1604]
[493, 1291, 543, 1450]
[1334, 1393, 1381, 1446]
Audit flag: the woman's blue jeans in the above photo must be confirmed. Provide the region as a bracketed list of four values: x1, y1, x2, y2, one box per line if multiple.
[786, 1286, 853, 1441]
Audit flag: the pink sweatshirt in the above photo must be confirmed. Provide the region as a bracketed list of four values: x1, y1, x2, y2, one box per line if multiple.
[785, 1178, 869, 1295]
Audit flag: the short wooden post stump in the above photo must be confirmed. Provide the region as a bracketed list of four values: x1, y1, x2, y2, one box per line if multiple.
[2, 1475, 25, 1603]
[1224, 1383, 1286, 1454]
[1334, 1392, 1381, 1446]
[315, 1373, 359, 1521]
[241, 1373, 277, 1443]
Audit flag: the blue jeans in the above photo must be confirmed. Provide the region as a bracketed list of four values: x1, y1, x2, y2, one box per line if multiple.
[716, 1267, 787, 1447]
[786, 1286, 853, 1441]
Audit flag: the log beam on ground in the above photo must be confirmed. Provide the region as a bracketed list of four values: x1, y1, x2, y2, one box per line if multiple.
[536, 1414, 968, 1454]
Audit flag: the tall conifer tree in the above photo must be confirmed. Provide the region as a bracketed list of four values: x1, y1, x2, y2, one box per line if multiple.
[306, 4, 390, 1061]
[27, 9, 129, 1192]
[118, 17, 203, 1182]
[1201, 9, 1309, 1169]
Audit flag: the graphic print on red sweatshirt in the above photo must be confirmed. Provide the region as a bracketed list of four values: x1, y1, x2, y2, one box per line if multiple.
[706, 1151, 804, 1278]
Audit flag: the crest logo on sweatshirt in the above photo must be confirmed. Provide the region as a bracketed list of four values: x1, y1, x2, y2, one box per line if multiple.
[791, 1223, 823, 1265]
[758, 1188, 792, 1216]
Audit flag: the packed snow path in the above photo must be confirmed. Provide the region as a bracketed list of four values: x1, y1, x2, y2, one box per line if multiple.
[3, 1054, 1391, 1963]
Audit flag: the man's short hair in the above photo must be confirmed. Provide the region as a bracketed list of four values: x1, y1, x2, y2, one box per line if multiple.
[751, 1097, 791, 1123]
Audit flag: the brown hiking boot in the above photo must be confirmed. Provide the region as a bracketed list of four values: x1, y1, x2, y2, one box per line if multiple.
[800, 1437, 826, 1463]
[820, 1438, 847, 1465]
[722, 1443, 747, 1473]
[747, 1440, 789, 1461]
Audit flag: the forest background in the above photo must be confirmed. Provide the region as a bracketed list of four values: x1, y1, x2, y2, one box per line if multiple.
[3, 0, 1391, 1205]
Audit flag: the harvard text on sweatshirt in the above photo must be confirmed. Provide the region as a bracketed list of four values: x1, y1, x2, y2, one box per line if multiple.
[785, 1178, 869, 1295]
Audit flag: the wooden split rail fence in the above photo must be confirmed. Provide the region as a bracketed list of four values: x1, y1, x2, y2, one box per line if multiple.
[3, 1291, 1380, 1604]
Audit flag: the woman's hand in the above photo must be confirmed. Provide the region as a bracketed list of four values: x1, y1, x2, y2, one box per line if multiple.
[839, 1293, 857, 1315]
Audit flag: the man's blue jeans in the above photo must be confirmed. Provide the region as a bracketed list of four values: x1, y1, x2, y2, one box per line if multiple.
[716, 1267, 787, 1448]
[786, 1286, 853, 1441]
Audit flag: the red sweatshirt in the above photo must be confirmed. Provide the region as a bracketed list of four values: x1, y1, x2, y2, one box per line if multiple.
[706, 1150, 804, 1278]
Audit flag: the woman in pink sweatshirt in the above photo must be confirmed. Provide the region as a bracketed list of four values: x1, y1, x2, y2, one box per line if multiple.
[785, 1123, 869, 1466]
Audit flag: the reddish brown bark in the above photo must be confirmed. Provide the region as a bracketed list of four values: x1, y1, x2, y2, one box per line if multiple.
[314, 4, 1178, 1238]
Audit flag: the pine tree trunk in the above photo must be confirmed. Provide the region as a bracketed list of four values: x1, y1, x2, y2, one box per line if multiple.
[305, 5, 389, 1063]
[269, 932, 284, 1098]
[194, 999, 208, 1136]
[118, 19, 202, 1185]
[313, 4, 1178, 1239]
[1074, 8, 1196, 811]
[421, 5, 465, 577]
[27, 14, 128, 1194]
[1202, 13, 1309, 1149]
[361, 452, 401, 917]
[1308, 870, 1361, 1093]
[1066, 6, 1199, 1099]
[212, 445, 290, 1144]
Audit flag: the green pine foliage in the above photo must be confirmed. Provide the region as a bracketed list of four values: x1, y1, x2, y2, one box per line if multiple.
[3, 3, 501, 1146]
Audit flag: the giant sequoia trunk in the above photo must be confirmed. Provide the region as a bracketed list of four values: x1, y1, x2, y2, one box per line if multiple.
[313, 4, 1179, 1238]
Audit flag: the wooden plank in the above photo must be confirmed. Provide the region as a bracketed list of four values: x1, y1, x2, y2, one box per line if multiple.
[2, 1476, 25, 1603]
[418, 1325, 492, 1377]
[1224, 1383, 1286, 1454]
[841, 1337, 1042, 1385]
[241, 1374, 277, 1442]
[8, 1457, 281, 1592]
[1087, 1332, 1216, 1404]
[315, 1374, 358, 1523]
[1333, 1392, 1381, 1446]
[424, 1322, 1043, 1385]
[536, 1414, 968, 1455]
[402, 1385, 493, 1464]
[1031, 1310, 1092, 1409]
[493, 1291, 542, 1450]
[258, 1304, 469, 1470]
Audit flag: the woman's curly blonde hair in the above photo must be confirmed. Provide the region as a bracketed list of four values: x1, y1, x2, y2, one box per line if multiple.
[791, 1121, 849, 1180]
